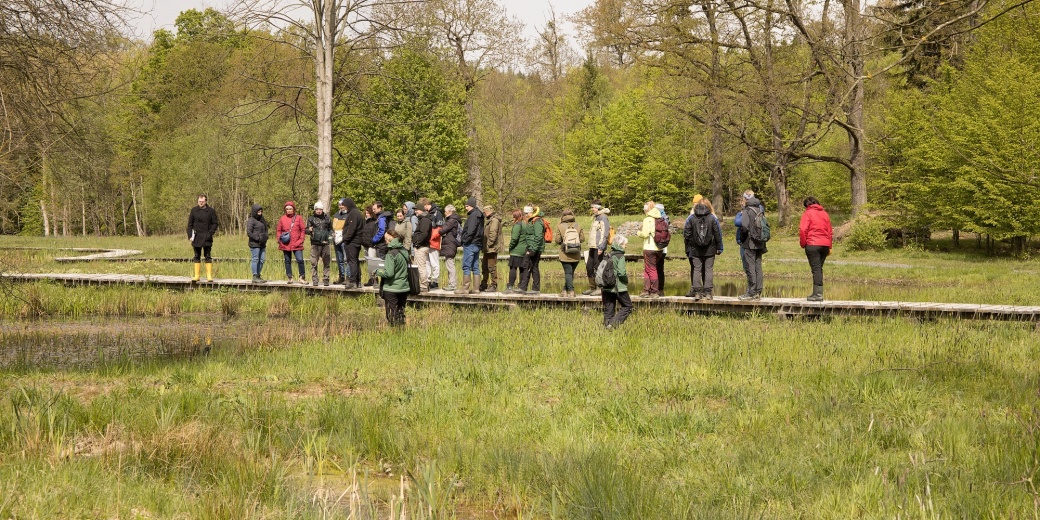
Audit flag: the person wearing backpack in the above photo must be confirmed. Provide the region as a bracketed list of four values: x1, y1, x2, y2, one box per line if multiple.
[799, 196, 833, 302]
[683, 199, 723, 300]
[440, 204, 462, 291]
[517, 205, 546, 295]
[480, 205, 503, 292]
[305, 201, 333, 286]
[374, 228, 410, 326]
[654, 202, 670, 293]
[600, 235, 632, 329]
[554, 209, 586, 297]
[583, 200, 611, 296]
[736, 194, 769, 300]
[277, 200, 307, 284]
[636, 201, 667, 298]
[733, 190, 755, 293]
[459, 197, 485, 295]
[506, 209, 526, 293]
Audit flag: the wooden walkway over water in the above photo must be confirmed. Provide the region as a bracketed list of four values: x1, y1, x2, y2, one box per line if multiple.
[4, 272, 1039, 322]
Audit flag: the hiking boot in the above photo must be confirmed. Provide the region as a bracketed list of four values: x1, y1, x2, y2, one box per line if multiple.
[430, 282, 439, 290]
[650, 292, 661, 299]
[323, 279, 330, 287]
[684, 288, 698, 298]
[334, 276, 344, 285]
[297, 276, 307, 285]
[638, 291, 651, 298]
[559, 290, 569, 297]
[589, 288, 601, 296]
[488, 284, 498, 293]
[737, 292, 755, 301]
[526, 290, 540, 295]
[582, 288, 595, 296]
[702, 292, 713, 301]
[252, 276, 266, 284]
[807, 285, 824, 302]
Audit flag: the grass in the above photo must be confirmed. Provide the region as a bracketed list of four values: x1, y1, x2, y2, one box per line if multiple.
[2, 222, 1040, 517]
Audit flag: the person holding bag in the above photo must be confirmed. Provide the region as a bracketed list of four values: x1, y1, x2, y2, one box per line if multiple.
[276, 200, 307, 284]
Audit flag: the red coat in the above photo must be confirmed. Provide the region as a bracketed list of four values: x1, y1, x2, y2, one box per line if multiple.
[276, 213, 306, 251]
[799, 204, 833, 248]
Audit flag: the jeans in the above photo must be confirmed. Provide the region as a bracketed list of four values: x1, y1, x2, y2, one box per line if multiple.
[562, 261, 578, 291]
[250, 247, 266, 277]
[602, 290, 633, 327]
[283, 249, 305, 278]
[691, 255, 715, 293]
[462, 243, 481, 276]
[518, 251, 541, 292]
[334, 242, 348, 280]
[742, 247, 763, 295]
[642, 250, 663, 294]
[805, 245, 830, 286]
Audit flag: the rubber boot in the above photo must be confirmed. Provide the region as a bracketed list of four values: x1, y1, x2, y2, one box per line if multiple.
[192, 262, 201, 282]
[807, 285, 824, 302]
[469, 274, 479, 294]
[456, 275, 470, 295]
[582, 277, 596, 295]
[204, 263, 213, 282]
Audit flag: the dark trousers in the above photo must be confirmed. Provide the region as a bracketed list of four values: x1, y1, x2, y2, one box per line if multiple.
[383, 291, 408, 326]
[742, 247, 763, 295]
[562, 261, 578, 291]
[519, 251, 542, 292]
[805, 245, 830, 286]
[656, 251, 666, 294]
[192, 246, 212, 262]
[508, 256, 523, 287]
[481, 253, 498, 289]
[602, 290, 633, 327]
[642, 250, 663, 294]
[345, 244, 362, 285]
[690, 255, 715, 292]
[585, 248, 603, 281]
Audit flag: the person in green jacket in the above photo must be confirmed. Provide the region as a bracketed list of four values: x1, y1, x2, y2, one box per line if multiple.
[505, 208, 526, 293]
[517, 205, 546, 295]
[374, 228, 411, 326]
[602, 235, 633, 329]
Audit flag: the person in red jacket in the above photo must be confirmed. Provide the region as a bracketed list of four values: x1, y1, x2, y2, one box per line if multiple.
[798, 196, 833, 301]
[276, 200, 308, 284]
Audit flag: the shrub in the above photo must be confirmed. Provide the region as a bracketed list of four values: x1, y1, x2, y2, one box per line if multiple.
[843, 216, 889, 251]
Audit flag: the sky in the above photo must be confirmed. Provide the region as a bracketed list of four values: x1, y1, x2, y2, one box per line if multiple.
[129, 0, 593, 42]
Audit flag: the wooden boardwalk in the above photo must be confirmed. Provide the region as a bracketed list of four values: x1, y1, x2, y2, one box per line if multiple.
[4, 272, 1039, 322]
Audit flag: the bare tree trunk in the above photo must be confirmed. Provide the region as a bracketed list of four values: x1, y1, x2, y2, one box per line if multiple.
[773, 159, 792, 227]
[465, 97, 483, 204]
[40, 200, 50, 237]
[120, 189, 128, 235]
[81, 191, 86, 236]
[703, 0, 726, 212]
[845, 0, 868, 215]
[314, 0, 335, 212]
[131, 180, 143, 236]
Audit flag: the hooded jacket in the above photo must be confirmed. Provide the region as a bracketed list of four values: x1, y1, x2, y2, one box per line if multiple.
[554, 214, 586, 263]
[276, 201, 306, 251]
[799, 203, 833, 248]
[306, 210, 332, 246]
[246, 204, 268, 248]
[483, 212, 503, 254]
[362, 213, 378, 248]
[683, 203, 723, 258]
[404, 202, 419, 229]
[605, 244, 629, 294]
[394, 217, 413, 251]
[413, 212, 433, 248]
[737, 196, 767, 251]
[440, 212, 462, 258]
[187, 203, 219, 248]
[589, 211, 611, 251]
[374, 238, 411, 293]
[522, 208, 546, 253]
[373, 210, 393, 246]
[461, 206, 485, 246]
[507, 220, 527, 257]
[637, 206, 664, 251]
[333, 198, 364, 247]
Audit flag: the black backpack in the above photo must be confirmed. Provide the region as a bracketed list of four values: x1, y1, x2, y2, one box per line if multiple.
[595, 251, 624, 289]
[692, 215, 713, 248]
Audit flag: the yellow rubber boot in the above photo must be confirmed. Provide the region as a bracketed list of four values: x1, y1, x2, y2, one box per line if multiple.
[205, 262, 214, 282]
[192, 262, 201, 282]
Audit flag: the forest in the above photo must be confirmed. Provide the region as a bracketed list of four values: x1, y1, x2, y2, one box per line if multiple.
[2, 0, 1038, 246]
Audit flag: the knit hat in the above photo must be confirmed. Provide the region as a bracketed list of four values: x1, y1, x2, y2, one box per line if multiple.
[465, 197, 477, 208]
[314, 201, 324, 211]
[284, 200, 297, 211]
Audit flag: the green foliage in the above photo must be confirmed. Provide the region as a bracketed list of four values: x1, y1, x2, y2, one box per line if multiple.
[842, 216, 890, 251]
[335, 47, 467, 207]
[17, 183, 44, 236]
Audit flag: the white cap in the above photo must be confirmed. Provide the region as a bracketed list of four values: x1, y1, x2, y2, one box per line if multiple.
[314, 201, 324, 210]
[523, 205, 534, 214]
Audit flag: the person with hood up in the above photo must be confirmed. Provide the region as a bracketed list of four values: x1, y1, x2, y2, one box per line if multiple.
[480, 205, 503, 292]
[734, 190, 755, 292]
[187, 194, 219, 283]
[683, 196, 723, 300]
[412, 203, 433, 292]
[245, 204, 268, 284]
[555, 209, 586, 297]
[636, 201, 665, 297]
[459, 197, 485, 295]
[601, 235, 633, 329]
[403, 202, 419, 235]
[361, 205, 378, 286]
[799, 196, 833, 301]
[374, 228, 411, 326]
[276, 200, 307, 283]
[306, 201, 333, 286]
[333, 198, 364, 288]
[735, 192, 768, 300]
[584, 200, 611, 296]
[439, 204, 462, 291]
[505, 209, 526, 292]
[517, 205, 546, 295]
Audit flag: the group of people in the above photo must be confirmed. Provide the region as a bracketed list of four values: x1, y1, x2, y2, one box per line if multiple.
[188, 189, 834, 327]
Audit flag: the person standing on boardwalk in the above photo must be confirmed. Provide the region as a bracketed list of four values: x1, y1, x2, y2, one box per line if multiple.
[336, 198, 364, 289]
[374, 228, 411, 326]
[361, 205, 377, 286]
[422, 198, 444, 289]
[245, 204, 268, 284]
[734, 190, 755, 291]
[555, 209, 586, 297]
[506, 209, 526, 292]
[583, 201, 611, 296]
[440, 204, 462, 291]
[306, 201, 332, 286]
[736, 194, 768, 300]
[187, 195, 218, 283]
[601, 235, 632, 328]
[372, 201, 393, 260]
[394, 209, 413, 252]
[517, 205, 545, 295]
[480, 205, 503, 292]
[277, 200, 307, 284]
[799, 196, 833, 302]
[459, 197, 485, 295]
[412, 204, 433, 292]
[683, 197, 723, 300]
[636, 201, 665, 297]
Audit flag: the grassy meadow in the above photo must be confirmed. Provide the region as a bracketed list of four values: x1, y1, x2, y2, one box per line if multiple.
[2, 221, 1040, 518]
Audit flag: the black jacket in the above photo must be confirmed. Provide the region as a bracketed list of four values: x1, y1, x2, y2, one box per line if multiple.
[440, 213, 462, 257]
[340, 198, 364, 247]
[413, 213, 433, 248]
[683, 204, 723, 258]
[188, 204, 219, 247]
[306, 212, 332, 245]
[245, 204, 268, 248]
[461, 207, 485, 246]
[362, 215, 378, 248]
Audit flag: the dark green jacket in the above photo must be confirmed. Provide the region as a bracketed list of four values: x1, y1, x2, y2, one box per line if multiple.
[607, 245, 629, 294]
[507, 222, 527, 257]
[523, 212, 546, 253]
[375, 239, 411, 293]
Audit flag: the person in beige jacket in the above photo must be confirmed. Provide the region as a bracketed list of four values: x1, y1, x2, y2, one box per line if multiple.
[480, 205, 503, 292]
